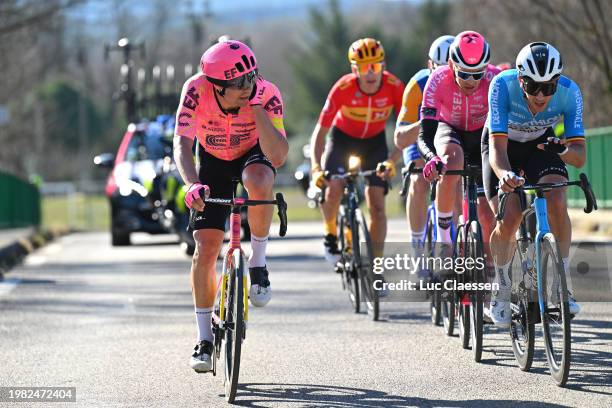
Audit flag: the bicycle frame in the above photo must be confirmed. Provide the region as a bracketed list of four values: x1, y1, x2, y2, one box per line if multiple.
[216, 204, 249, 327]
[532, 194, 553, 314]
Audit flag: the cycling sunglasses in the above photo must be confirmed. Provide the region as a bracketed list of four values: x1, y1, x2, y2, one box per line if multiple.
[455, 68, 485, 81]
[225, 69, 258, 89]
[353, 62, 384, 75]
[520, 75, 559, 96]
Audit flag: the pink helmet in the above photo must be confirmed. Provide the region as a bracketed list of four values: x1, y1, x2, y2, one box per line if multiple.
[200, 40, 257, 85]
[449, 31, 490, 70]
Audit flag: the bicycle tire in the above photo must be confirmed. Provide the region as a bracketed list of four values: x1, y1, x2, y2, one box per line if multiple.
[455, 225, 469, 348]
[426, 213, 441, 326]
[223, 250, 245, 403]
[340, 214, 360, 313]
[540, 234, 571, 386]
[355, 209, 379, 321]
[510, 230, 536, 372]
[468, 221, 484, 361]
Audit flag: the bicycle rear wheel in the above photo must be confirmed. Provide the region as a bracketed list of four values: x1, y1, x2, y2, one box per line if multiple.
[223, 250, 245, 403]
[540, 234, 571, 386]
[355, 209, 379, 321]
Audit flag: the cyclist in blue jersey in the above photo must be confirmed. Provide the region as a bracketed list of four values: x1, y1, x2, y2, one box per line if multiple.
[394, 35, 454, 249]
[482, 42, 586, 326]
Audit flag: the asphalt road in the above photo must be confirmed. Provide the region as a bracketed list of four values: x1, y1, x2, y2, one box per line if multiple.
[0, 220, 610, 407]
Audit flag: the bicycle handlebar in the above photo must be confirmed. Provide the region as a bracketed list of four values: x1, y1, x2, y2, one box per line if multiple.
[496, 172, 597, 221]
[191, 191, 288, 237]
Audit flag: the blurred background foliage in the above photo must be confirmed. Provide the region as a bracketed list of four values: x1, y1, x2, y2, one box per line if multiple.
[0, 0, 610, 182]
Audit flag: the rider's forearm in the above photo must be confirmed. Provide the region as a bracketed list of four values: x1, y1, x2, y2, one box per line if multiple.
[173, 135, 200, 186]
[310, 124, 329, 170]
[417, 119, 438, 161]
[489, 136, 513, 180]
[253, 106, 288, 168]
[388, 146, 402, 163]
[394, 120, 421, 150]
[560, 141, 586, 168]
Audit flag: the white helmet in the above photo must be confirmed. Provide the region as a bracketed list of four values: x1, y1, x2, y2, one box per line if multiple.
[428, 35, 455, 66]
[516, 42, 563, 82]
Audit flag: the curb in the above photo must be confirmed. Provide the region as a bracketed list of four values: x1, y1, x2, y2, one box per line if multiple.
[0, 227, 71, 279]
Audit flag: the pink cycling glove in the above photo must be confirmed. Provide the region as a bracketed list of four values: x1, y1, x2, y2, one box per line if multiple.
[249, 76, 266, 106]
[185, 183, 210, 209]
[423, 156, 445, 179]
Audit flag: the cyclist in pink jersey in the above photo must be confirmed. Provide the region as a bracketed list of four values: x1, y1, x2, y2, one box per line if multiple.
[417, 31, 499, 262]
[173, 40, 288, 373]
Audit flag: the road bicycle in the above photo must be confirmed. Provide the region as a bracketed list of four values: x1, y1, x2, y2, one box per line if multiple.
[190, 178, 287, 402]
[324, 157, 386, 321]
[497, 173, 596, 386]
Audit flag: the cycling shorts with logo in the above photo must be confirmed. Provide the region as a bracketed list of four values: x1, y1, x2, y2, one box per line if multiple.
[322, 126, 389, 193]
[481, 127, 568, 200]
[191, 142, 275, 231]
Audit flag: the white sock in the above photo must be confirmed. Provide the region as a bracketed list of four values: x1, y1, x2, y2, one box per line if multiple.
[436, 211, 453, 244]
[195, 307, 213, 342]
[411, 228, 426, 244]
[249, 234, 269, 268]
[493, 261, 512, 292]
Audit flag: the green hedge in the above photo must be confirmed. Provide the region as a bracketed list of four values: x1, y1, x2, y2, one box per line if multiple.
[567, 126, 612, 209]
[0, 172, 41, 229]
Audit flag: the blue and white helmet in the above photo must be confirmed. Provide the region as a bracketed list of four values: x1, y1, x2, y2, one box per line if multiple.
[428, 35, 455, 66]
[516, 42, 563, 82]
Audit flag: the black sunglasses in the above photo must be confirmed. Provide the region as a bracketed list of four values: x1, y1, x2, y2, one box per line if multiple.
[455, 68, 485, 81]
[520, 75, 559, 96]
[226, 69, 258, 89]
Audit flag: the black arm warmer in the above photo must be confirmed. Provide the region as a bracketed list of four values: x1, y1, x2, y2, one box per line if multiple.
[417, 119, 439, 162]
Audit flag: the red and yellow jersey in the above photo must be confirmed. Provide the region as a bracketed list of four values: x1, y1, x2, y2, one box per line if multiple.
[317, 71, 405, 139]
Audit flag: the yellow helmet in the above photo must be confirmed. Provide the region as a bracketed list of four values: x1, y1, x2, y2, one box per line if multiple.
[348, 38, 385, 64]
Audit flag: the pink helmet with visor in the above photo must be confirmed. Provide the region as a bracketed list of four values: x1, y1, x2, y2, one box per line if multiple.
[200, 40, 258, 88]
[449, 31, 490, 70]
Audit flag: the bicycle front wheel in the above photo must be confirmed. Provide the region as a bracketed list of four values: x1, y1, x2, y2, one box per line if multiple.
[340, 214, 360, 313]
[425, 212, 442, 326]
[540, 234, 571, 387]
[355, 209, 379, 321]
[223, 250, 245, 402]
[510, 236, 536, 372]
[468, 221, 484, 362]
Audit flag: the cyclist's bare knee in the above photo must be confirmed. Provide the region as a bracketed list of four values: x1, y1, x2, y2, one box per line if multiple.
[242, 164, 274, 198]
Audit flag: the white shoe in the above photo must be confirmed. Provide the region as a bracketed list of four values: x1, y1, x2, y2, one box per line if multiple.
[568, 293, 581, 315]
[323, 234, 341, 264]
[190, 340, 213, 373]
[249, 266, 271, 307]
[487, 299, 511, 327]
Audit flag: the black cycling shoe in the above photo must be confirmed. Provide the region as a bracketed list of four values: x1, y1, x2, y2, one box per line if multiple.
[190, 340, 214, 373]
[323, 234, 341, 264]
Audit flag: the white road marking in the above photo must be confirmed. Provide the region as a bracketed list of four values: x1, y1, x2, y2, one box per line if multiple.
[25, 255, 47, 266]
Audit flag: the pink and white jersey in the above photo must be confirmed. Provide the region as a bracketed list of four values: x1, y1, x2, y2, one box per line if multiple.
[174, 73, 286, 161]
[420, 64, 501, 131]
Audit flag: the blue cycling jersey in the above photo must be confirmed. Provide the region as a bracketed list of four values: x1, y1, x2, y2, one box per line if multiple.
[487, 69, 584, 143]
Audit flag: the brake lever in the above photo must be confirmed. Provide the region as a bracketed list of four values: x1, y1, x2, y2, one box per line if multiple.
[579, 173, 597, 213]
[275, 192, 288, 237]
